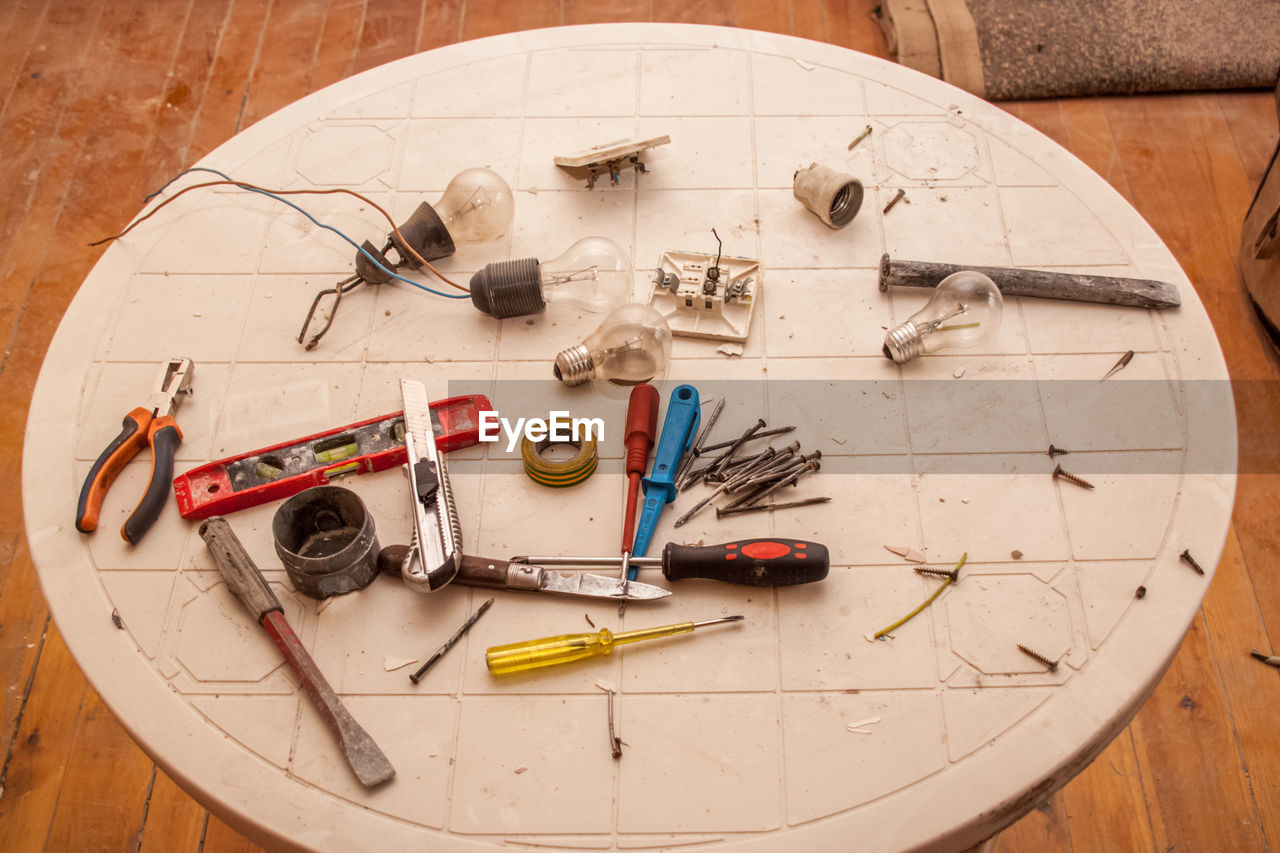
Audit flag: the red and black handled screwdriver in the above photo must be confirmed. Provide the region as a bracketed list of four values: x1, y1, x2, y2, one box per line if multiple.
[510, 538, 829, 587]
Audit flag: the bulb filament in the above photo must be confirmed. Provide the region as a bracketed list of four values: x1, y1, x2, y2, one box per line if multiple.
[924, 303, 969, 332]
[544, 266, 601, 285]
[597, 335, 646, 359]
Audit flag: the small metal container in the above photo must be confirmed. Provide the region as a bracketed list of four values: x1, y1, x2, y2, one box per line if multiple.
[272, 486, 380, 599]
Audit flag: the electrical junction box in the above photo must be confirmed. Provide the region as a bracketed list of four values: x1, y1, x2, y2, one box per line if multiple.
[647, 249, 761, 343]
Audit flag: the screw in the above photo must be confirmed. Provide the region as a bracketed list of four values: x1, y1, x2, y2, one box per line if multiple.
[848, 124, 873, 150]
[914, 566, 960, 583]
[1135, 585, 1147, 599]
[883, 188, 907, 213]
[1047, 444, 1069, 457]
[1179, 549, 1206, 576]
[1016, 643, 1059, 673]
[1052, 463, 1094, 490]
[715, 496, 831, 518]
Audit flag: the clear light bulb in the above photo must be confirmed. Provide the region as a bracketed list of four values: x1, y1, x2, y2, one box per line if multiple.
[432, 167, 515, 244]
[469, 237, 633, 318]
[883, 270, 1003, 363]
[357, 167, 514, 276]
[553, 303, 672, 387]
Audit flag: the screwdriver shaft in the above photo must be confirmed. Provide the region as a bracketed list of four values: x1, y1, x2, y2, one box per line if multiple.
[486, 615, 744, 675]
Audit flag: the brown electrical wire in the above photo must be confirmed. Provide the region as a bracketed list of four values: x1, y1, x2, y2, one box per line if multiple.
[90, 179, 470, 293]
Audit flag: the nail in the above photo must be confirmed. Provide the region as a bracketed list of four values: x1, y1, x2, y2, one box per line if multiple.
[696, 424, 793, 455]
[598, 685, 623, 758]
[737, 460, 819, 507]
[715, 496, 831, 518]
[677, 398, 727, 485]
[709, 419, 767, 474]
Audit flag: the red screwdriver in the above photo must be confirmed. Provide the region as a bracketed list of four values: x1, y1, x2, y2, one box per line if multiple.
[621, 383, 659, 593]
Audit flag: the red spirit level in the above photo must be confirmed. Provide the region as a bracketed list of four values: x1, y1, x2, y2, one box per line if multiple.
[173, 394, 490, 519]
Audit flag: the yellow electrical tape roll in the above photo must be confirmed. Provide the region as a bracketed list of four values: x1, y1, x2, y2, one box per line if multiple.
[520, 434, 598, 487]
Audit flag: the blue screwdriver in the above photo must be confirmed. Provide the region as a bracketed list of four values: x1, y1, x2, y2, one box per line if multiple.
[629, 384, 701, 576]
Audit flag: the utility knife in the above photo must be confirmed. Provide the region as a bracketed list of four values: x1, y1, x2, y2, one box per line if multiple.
[378, 547, 671, 601]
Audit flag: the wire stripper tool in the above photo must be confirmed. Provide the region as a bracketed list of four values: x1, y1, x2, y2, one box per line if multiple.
[75, 357, 194, 544]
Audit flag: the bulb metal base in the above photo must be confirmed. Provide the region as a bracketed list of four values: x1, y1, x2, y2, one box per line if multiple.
[883, 320, 924, 363]
[553, 344, 595, 386]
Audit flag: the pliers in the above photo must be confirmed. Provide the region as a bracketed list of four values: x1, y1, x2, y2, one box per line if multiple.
[76, 357, 195, 544]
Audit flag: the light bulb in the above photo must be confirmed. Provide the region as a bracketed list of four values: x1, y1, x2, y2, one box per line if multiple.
[469, 236, 633, 318]
[432, 167, 515, 244]
[883, 270, 1003, 363]
[553, 303, 672, 387]
[352, 167, 513, 282]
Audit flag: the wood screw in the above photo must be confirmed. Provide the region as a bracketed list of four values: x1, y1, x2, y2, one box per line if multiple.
[914, 566, 960, 583]
[1016, 643, 1059, 672]
[1179, 549, 1206, 576]
[1052, 463, 1094, 490]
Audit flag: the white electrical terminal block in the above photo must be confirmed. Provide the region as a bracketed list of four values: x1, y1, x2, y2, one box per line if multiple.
[554, 135, 671, 188]
[647, 248, 761, 343]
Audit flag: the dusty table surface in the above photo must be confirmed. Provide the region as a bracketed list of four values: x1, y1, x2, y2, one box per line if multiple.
[23, 23, 1235, 853]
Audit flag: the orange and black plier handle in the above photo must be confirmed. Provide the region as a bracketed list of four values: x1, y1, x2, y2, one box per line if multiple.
[75, 358, 193, 544]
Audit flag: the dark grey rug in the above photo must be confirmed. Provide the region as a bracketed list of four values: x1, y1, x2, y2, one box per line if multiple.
[878, 0, 1280, 100]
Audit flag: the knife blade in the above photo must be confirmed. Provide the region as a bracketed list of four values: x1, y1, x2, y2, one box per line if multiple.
[399, 378, 462, 593]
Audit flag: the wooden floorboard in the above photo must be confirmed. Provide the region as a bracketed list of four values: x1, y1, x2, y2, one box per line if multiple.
[0, 2, 1276, 850]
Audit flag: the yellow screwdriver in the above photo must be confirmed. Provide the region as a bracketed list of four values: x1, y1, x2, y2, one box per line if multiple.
[486, 615, 745, 675]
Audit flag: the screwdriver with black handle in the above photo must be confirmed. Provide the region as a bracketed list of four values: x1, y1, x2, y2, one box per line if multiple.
[510, 537, 829, 587]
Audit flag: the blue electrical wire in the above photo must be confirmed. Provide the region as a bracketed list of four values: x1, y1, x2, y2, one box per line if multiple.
[141, 167, 470, 300]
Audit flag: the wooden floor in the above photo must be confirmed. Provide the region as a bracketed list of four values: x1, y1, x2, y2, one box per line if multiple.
[0, 1, 1277, 850]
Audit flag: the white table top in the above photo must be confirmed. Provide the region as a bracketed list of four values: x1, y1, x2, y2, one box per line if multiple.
[24, 23, 1236, 853]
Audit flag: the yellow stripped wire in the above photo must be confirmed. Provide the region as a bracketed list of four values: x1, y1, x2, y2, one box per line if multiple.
[874, 552, 967, 639]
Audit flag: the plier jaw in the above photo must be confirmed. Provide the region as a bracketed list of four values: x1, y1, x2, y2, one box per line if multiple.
[147, 357, 195, 417]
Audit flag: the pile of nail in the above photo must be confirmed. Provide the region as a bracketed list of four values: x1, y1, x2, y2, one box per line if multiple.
[671, 401, 828, 526]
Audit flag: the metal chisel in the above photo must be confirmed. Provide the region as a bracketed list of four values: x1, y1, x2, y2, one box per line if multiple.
[199, 517, 395, 788]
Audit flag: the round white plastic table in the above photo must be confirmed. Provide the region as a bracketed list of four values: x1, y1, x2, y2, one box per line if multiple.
[24, 23, 1236, 853]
